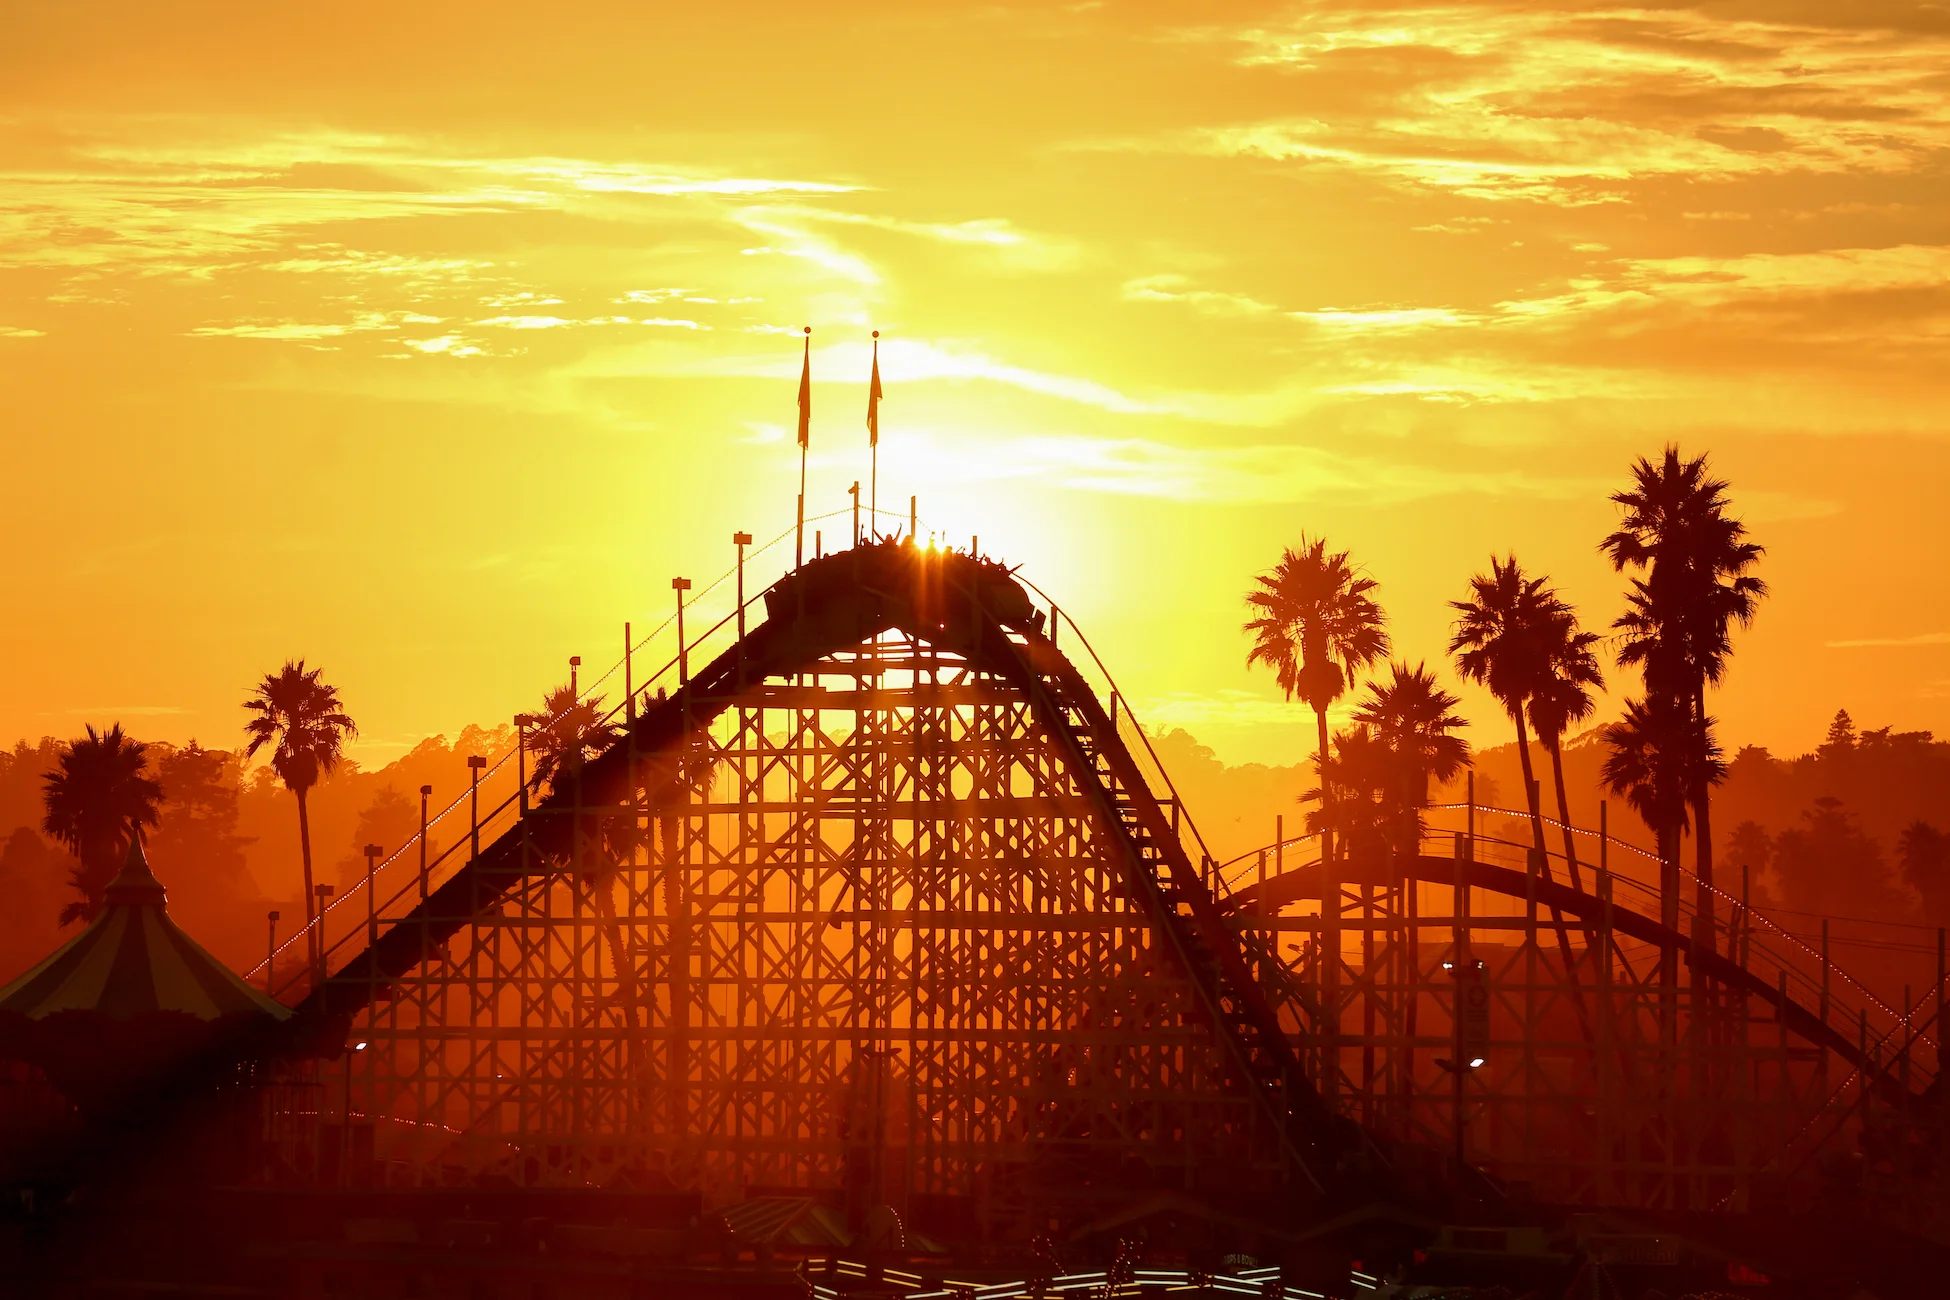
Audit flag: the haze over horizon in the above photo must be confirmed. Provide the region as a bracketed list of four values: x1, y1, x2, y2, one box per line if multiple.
[4, 1, 1948, 771]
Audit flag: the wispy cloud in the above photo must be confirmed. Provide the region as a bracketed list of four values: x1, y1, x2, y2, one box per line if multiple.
[0, 127, 860, 280]
[0, 325, 44, 337]
[884, 426, 1598, 505]
[569, 335, 1173, 415]
[1130, 7, 1950, 204]
[399, 335, 483, 357]
[64, 705, 190, 717]
[1122, 274, 1280, 316]
[189, 310, 443, 341]
[1828, 632, 1950, 649]
[1123, 244, 1950, 356]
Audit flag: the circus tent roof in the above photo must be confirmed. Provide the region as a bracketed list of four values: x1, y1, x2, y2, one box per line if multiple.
[0, 832, 290, 1023]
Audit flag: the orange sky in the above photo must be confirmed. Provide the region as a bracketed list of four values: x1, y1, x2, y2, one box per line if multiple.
[2, 1, 1947, 772]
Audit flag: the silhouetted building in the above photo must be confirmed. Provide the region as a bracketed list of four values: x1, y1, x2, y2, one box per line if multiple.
[0, 830, 288, 1119]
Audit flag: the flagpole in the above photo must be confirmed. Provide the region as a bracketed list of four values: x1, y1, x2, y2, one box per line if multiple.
[796, 325, 810, 568]
[867, 329, 882, 535]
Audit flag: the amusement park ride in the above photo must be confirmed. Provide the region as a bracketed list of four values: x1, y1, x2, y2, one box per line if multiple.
[4, 514, 1946, 1294]
[267, 521, 1940, 1220]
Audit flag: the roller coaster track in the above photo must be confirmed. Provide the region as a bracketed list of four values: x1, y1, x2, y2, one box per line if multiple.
[292, 541, 1364, 1202]
[266, 535, 1935, 1212]
[1226, 854, 1929, 1110]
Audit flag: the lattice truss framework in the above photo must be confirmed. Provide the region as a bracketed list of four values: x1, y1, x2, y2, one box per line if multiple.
[1248, 849, 1910, 1211]
[314, 620, 1917, 1217]
[342, 636, 1269, 1213]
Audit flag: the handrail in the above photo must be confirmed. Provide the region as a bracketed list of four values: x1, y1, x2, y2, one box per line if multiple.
[1215, 810, 1935, 1057]
[270, 519, 1928, 1075]
[1427, 802, 1930, 1047]
[254, 505, 919, 995]
[1014, 574, 1225, 886]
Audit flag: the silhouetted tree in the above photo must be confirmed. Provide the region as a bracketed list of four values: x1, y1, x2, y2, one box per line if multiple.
[243, 660, 356, 966]
[1301, 725, 1398, 864]
[41, 723, 163, 924]
[1527, 608, 1604, 891]
[524, 682, 639, 1022]
[1449, 555, 1560, 868]
[334, 785, 421, 892]
[1350, 662, 1471, 850]
[525, 685, 622, 796]
[1817, 709, 1858, 764]
[1601, 695, 1724, 932]
[1724, 819, 1775, 906]
[0, 828, 69, 977]
[1773, 797, 1900, 918]
[150, 741, 254, 900]
[1900, 821, 1950, 924]
[1601, 446, 1765, 943]
[1245, 537, 1390, 865]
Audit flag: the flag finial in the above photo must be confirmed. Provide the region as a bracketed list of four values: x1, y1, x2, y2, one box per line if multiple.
[796, 327, 812, 567]
[866, 329, 884, 525]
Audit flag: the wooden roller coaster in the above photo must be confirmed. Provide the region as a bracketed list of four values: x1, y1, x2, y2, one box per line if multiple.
[248, 537, 1941, 1239]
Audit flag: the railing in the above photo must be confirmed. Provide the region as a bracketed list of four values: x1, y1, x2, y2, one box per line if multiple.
[1206, 802, 1944, 1080]
[1013, 575, 1229, 895]
[262, 516, 1234, 1004]
[260, 519, 1938, 1102]
[256, 504, 911, 1000]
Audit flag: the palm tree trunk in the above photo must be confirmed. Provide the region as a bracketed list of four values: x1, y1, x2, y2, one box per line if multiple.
[1693, 683, 1716, 957]
[1658, 817, 1681, 955]
[1511, 708, 1550, 876]
[1658, 818, 1680, 1053]
[296, 785, 318, 979]
[1315, 705, 1334, 867]
[1315, 702, 1338, 1106]
[1542, 732, 1583, 892]
[1520, 718, 1594, 1040]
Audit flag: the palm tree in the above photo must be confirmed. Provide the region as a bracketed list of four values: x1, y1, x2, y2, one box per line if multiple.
[1599, 694, 1725, 935]
[524, 682, 640, 1031]
[1527, 609, 1604, 892]
[1448, 556, 1561, 870]
[525, 684, 622, 795]
[1245, 537, 1390, 865]
[1602, 446, 1765, 943]
[1301, 724, 1396, 865]
[243, 660, 357, 969]
[1350, 662, 1471, 851]
[41, 724, 163, 924]
[1900, 821, 1950, 924]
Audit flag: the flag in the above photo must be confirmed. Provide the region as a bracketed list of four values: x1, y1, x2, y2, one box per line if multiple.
[866, 333, 882, 448]
[796, 329, 812, 449]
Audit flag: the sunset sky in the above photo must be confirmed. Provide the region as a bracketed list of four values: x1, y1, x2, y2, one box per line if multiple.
[2, 1, 1947, 773]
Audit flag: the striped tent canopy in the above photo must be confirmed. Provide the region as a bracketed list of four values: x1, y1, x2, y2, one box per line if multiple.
[0, 832, 290, 1023]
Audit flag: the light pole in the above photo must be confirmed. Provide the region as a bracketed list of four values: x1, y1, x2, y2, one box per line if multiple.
[734, 532, 752, 638]
[363, 844, 383, 949]
[1434, 1052, 1477, 1197]
[467, 755, 486, 921]
[468, 755, 486, 861]
[418, 785, 431, 905]
[673, 578, 692, 684]
[569, 654, 581, 698]
[341, 1038, 368, 1187]
[265, 910, 279, 994]
[313, 884, 334, 989]
[515, 715, 540, 813]
[1439, 954, 1489, 1202]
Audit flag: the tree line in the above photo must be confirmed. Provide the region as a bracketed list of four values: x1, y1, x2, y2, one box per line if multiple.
[6, 659, 610, 977]
[1245, 446, 1765, 947]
